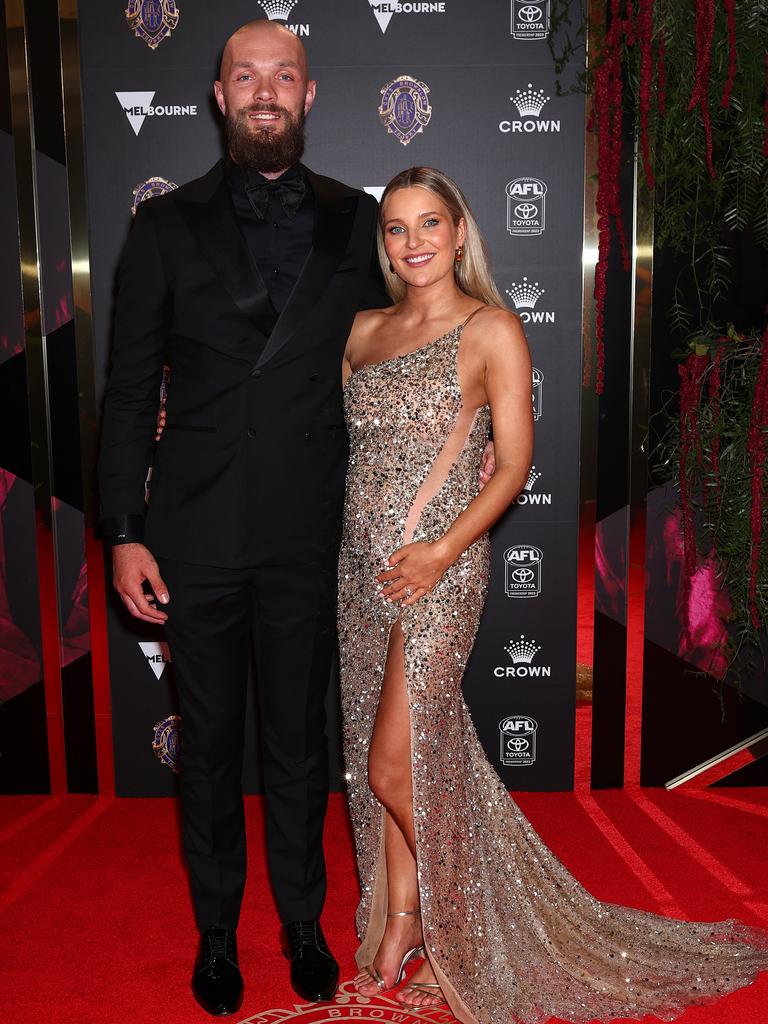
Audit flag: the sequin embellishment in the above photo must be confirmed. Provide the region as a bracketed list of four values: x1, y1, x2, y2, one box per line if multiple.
[337, 323, 768, 1024]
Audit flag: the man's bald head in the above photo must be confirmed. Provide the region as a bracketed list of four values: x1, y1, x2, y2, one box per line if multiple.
[219, 20, 309, 81]
[214, 18, 316, 178]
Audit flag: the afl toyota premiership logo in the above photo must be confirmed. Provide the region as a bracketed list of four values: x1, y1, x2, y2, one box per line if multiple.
[499, 716, 538, 766]
[239, 980, 450, 1024]
[510, 1, 549, 40]
[506, 177, 547, 236]
[504, 543, 542, 598]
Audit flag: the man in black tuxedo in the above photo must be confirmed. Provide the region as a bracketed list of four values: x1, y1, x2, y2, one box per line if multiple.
[98, 20, 387, 1016]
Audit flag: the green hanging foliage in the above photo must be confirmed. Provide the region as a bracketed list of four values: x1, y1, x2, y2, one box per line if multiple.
[549, 0, 768, 335]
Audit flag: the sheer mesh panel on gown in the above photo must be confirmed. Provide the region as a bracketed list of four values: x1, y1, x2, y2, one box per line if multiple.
[337, 317, 768, 1024]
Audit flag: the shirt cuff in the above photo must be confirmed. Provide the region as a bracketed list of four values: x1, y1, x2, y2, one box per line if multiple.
[97, 514, 145, 546]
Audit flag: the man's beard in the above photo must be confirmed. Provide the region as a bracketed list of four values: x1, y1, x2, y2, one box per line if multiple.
[225, 103, 306, 174]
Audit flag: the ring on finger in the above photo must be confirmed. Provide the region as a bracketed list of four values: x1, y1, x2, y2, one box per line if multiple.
[404, 586, 413, 597]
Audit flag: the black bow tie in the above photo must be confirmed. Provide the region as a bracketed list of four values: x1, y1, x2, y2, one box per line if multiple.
[244, 176, 306, 220]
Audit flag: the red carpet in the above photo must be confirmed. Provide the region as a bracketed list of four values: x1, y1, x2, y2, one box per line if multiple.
[1, 789, 767, 1024]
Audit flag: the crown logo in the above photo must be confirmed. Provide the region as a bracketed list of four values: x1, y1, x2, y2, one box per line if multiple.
[506, 277, 544, 309]
[256, 0, 300, 19]
[504, 635, 542, 664]
[511, 84, 550, 117]
[524, 465, 542, 491]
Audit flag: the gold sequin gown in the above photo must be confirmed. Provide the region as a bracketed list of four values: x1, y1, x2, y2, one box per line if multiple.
[337, 321, 768, 1024]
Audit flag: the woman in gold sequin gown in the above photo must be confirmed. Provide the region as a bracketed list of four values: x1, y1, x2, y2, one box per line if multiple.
[337, 168, 768, 1024]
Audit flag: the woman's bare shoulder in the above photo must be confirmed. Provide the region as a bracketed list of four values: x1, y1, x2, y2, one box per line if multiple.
[465, 306, 526, 352]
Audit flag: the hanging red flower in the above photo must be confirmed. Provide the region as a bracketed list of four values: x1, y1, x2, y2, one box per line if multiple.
[688, 0, 716, 177]
[720, 0, 737, 108]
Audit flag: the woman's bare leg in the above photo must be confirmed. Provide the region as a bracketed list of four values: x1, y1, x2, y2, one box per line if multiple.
[354, 623, 441, 1005]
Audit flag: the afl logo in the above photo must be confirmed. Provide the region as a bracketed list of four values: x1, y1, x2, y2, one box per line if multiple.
[132, 176, 178, 215]
[506, 177, 547, 236]
[499, 715, 538, 766]
[379, 75, 432, 146]
[152, 714, 181, 773]
[511, 1, 549, 40]
[504, 544, 542, 598]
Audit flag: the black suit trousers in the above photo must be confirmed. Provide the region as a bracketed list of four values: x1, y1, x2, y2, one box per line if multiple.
[159, 556, 336, 931]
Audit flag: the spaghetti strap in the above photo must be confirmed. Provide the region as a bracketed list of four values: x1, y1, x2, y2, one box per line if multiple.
[460, 305, 487, 330]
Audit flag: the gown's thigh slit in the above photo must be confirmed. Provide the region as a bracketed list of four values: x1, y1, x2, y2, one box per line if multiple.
[355, 618, 409, 969]
[403, 405, 481, 545]
[363, 617, 479, 1023]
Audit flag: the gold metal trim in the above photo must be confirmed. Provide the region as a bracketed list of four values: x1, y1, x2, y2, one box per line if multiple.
[58, 0, 115, 796]
[59, 0, 97, 529]
[5, 0, 67, 793]
[575, 4, 600, 786]
[664, 728, 768, 790]
[625, 136, 654, 787]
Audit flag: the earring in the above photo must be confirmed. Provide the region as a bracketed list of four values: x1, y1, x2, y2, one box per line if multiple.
[455, 245, 464, 263]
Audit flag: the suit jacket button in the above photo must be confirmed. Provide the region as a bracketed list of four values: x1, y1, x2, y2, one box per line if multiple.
[304, 431, 312, 441]
[247, 428, 257, 439]
[250, 367, 262, 378]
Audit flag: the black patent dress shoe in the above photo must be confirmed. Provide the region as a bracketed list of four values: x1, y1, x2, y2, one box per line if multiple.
[192, 927, 244, 1016]
[282, 920, 340, 1002]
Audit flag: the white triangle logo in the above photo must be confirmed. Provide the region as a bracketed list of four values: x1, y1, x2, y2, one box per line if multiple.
[139, 641, 171, 680]
[367, 1, 394, 33]
[116, 91, 155, 136]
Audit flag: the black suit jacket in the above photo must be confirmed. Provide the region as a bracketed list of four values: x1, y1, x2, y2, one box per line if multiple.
[97, 159, 388, 567]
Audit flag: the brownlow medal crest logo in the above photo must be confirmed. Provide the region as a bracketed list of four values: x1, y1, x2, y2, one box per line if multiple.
[132, 175, 178, 215]
[239, 979, 454, 1023]
[378, 75, 432, 147]
[125, 1, 180, 50]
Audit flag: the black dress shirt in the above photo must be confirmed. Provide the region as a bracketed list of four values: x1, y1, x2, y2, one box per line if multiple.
[225, 160, 315, 315]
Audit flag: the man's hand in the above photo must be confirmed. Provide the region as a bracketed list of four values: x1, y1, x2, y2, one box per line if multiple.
[479, 440, 496, 490]
[112, 543, 170, 623]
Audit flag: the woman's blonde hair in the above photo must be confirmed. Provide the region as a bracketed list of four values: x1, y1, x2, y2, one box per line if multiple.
[377, 166, 508, 309]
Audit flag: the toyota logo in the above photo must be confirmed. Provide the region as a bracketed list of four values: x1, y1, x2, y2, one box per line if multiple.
[518, 4, 543, 21]
[514, 203, 537, 220]
[512, 567, 534, 583]
[508, 738, 529, 751]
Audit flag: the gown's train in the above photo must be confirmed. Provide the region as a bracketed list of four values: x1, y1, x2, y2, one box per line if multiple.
[337, 318, 768, 1024]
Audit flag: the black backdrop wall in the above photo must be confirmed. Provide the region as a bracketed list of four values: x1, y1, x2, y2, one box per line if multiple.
[5, 2, 767, 798]
[77, 0, 586, 796]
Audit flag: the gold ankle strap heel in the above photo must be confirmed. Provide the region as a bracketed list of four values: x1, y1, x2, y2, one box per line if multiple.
[354, 909, 425, 994]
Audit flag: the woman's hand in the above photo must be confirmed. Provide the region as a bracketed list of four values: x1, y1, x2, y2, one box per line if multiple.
[155, 406, 167, 441]
[376, 540, 454, 606]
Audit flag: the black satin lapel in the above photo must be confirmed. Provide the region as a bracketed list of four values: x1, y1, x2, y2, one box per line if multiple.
[255, 187, 358, 369]
[178, 181, 276, 338]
